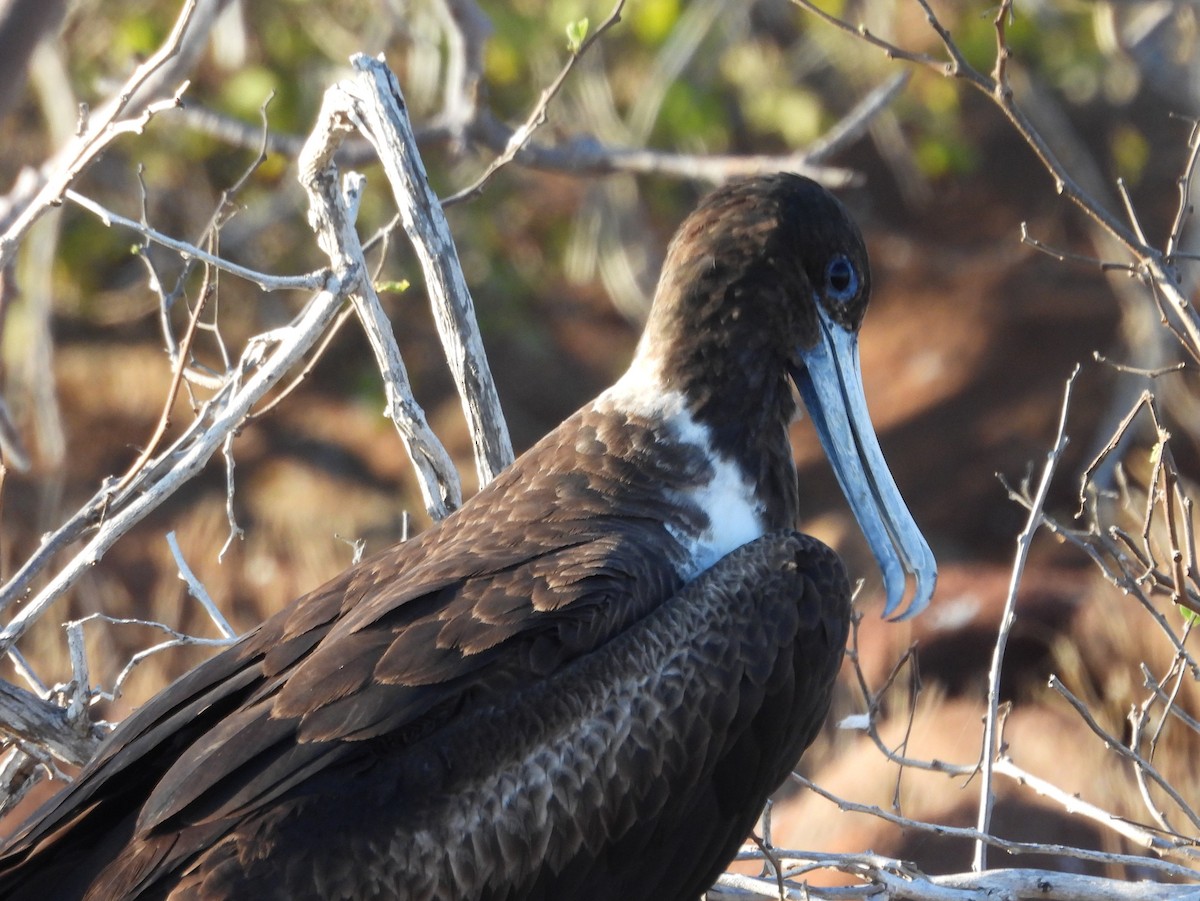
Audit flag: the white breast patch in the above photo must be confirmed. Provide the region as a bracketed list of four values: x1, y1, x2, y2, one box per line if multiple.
[599, 359, 766, 582]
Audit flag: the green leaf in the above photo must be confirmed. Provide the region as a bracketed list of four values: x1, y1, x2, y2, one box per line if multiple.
[375, 279, 411, 294]
[565, 17, 589, 53]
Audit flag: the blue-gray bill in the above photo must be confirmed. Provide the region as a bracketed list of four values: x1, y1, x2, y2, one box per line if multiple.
[793, 304, 937, 620]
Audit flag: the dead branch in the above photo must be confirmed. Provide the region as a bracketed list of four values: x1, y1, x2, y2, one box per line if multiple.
[974, 366, 1078, 869]
[715, 861, 1200, 900]
[332, 55, 514, 485]
[0, 0, 200, 268]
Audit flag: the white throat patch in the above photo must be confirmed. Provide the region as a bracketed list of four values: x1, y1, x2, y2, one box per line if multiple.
[599, 358, 766, 582]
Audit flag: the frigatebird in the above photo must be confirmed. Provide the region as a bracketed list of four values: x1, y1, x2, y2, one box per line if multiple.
[0, 173, 935, 900]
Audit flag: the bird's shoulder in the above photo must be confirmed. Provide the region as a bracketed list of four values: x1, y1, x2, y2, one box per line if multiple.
[252, 400, 712, 731]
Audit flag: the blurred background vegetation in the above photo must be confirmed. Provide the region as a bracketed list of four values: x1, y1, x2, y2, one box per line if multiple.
[3, 0, 1200, 876]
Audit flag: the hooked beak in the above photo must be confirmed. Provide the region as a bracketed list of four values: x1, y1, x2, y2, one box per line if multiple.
[792, 304, 936, 620]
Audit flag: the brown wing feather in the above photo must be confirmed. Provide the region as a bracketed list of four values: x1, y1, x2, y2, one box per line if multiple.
[110, 528, 681, 899]
[155, 531, 849, 901]
[0, 404, 703, 901]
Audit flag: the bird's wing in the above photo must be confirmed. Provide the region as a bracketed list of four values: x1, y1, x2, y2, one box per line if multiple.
[0, 504, 683, 900]
[160, 531, 850, 901]
[0, 403, 713, 899]
[138, 516, 682, 832]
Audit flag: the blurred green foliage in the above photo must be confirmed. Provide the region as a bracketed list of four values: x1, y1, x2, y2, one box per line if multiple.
[0, 0, 1160, 378]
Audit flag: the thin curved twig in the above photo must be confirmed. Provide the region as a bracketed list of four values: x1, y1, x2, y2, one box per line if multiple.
[974, 366, 1078, 870]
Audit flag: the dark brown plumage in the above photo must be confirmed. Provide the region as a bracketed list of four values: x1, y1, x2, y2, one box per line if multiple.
[0, 173, 934, 900]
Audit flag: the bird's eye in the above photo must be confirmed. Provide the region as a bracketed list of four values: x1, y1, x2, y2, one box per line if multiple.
[825, 255, 858, 302]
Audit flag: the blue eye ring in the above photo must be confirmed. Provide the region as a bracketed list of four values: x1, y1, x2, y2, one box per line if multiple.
[825, 255, 858, 302]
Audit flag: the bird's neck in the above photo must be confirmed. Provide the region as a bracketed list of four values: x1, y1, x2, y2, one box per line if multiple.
[602, 343, 798, 533]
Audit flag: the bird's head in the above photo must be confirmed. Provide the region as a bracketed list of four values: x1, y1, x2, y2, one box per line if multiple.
[639, 173, 935, 619]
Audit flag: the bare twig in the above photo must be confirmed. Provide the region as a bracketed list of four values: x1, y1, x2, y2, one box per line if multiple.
[992, 756, 1199, 861]
[113, 279, 213, 495]
[441, 0, 627, 206]
[63, 190, 325, 292]
[789, 0, 1200, 361]
[0, 1, 201, 268]
[795, 775, 1200, 882]
[247, 302, 357, 421]
[298, 71, 466, 516]
[805, 72, 912, 165]
[842, 618, 973, 778]
[715, 860, 1200, 900]
[1128, 700, 1182, 836]
[1166, 117, 1200, 262]
[1019, 222, 1137, 275]
[0, 397, 30, 473]
[1049, 676, 1200, 834]
[0, 277, 350, 651]
[165, 532, 237, 640]
[1092, 352, 1186, 379]
[0, 748, 46, 819]
[336, 54, 514, 485]
[176, 101, 861, 187]
[1141, 664, 1200, 735]
[840, 596, 1200, 862]
[67, 614, 239, 704]
[974, 366, 1078, 870]
[0, 680, 104, 768]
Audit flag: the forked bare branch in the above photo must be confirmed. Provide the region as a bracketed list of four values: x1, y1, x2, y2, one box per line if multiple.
[0, 1, 202, 268]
